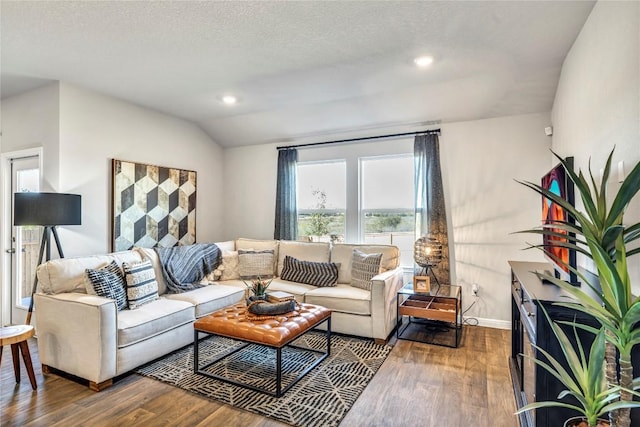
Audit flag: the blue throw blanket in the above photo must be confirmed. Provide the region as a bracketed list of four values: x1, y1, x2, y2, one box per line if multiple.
[155, 244, 221, 293]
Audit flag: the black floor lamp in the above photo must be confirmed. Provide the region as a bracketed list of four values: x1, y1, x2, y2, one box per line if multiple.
[13, 192, 81, 325]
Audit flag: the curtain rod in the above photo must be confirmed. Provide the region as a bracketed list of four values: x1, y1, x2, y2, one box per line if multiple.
[276, 128, 441, 150]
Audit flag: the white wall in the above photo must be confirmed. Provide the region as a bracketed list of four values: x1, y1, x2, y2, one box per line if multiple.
[551, 1, 640, 294]
[223, 112, 551, 324]
[1, 83, 61, 191]
[1, 83, 225, 258]
[222, 143, 279, 240]
[443, 113, 550, 324]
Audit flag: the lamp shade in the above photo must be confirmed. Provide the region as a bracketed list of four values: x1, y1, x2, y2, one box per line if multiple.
[414, 236, 443, 268]
[14, 192, 81, 226]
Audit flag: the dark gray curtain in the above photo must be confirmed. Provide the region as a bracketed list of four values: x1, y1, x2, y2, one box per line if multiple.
[414, 133, 450, 284]
[274, 148, 298, 240]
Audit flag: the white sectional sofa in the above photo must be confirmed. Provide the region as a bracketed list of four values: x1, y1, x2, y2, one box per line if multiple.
[34, 238, 404, 390]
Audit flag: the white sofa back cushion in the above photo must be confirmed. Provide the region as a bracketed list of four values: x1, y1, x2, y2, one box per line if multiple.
[214, 240, 236, 252]
[277, 241, 330, 276]
[37, 250, 143, 295]
[330, 244, 400, 284]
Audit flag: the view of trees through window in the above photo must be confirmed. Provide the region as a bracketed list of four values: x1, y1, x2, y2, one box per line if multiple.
[361, 155, 414, 265]
[297, 161, 346, 241]
[297, 155, 415, 265]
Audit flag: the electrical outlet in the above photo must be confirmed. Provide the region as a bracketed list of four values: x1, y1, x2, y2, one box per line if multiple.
[472, 283, 479, 296]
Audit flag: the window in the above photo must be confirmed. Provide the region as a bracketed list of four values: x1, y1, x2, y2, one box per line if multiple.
[360, 155, 414, 266]
[295, 138, 415, 267]
[297, 161, 346, 242]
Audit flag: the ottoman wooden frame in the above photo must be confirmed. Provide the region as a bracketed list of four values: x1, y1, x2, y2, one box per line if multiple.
[193, 303, 331, 397]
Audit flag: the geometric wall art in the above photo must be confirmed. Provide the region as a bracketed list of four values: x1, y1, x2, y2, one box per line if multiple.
[112, 159, 196, 251]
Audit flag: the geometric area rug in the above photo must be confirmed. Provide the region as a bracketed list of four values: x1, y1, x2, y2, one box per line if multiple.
[135, 331, 392, 427]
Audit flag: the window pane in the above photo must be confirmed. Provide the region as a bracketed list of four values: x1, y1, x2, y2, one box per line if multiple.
[16, 168, 41, 309]
[297, 161, 346, 240]
[361, 155, 414, 266]
[361, 156, 413, 210]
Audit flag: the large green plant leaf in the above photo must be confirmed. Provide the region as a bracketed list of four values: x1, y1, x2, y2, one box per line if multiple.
[517, 148, 640, 426]
[607, 160, 640, 226]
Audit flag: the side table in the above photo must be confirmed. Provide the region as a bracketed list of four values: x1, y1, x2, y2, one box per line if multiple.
[396, 283, 462, 348]
[0, 324, 38, 390]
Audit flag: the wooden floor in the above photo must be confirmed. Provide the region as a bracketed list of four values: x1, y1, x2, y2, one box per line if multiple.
[1, 326, 518, 427]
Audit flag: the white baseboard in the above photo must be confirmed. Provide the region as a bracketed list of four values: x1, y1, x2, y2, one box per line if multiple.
[465, 317, 511, 330]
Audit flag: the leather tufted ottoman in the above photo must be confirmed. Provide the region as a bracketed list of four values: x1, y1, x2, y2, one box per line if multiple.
[193, 303, 331, 397]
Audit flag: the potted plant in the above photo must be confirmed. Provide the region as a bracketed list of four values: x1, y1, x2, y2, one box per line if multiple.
[516, 308, 640, 427]
[243, 276, 274, 302]
[518, 149, 640, 427]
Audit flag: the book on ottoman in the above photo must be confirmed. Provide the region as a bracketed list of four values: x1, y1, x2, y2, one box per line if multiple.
[267, 291, 295, 303]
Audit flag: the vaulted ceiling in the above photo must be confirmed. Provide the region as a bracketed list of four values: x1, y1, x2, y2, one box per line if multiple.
[1, 1, 595, 147]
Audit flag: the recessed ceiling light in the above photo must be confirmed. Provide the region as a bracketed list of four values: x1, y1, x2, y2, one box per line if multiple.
[414, 56, 434, 68]
[222, 95, 237, 105]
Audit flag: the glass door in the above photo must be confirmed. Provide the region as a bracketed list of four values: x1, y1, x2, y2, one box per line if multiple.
[10, 156, 41, 324]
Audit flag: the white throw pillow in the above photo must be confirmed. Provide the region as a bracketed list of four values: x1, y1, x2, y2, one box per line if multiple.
[220, 250, 240, 280]
[122, 260, 159, 309]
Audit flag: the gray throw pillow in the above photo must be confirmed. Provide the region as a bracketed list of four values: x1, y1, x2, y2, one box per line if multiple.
[238, 249, 275, 279]
[350, 250, 383, 291]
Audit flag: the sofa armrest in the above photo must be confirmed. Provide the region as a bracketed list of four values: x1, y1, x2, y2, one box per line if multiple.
[34, 292, 118, 384]
[370, 267, 405, 340]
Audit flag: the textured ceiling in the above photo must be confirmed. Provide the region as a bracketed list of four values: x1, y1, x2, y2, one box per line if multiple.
[1, 1, 595, 147]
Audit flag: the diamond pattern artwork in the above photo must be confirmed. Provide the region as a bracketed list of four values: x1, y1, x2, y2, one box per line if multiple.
[112, 159, 196, 251]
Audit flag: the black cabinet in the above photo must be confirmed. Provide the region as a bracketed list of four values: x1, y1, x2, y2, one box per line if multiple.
[509, 261, 640, 427]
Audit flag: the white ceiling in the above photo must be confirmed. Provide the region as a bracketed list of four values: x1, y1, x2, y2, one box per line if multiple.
[1, 1, 595, 148]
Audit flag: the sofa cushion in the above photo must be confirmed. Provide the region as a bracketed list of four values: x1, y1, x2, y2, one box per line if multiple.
[212, 279, 248, 292]
[280, 255, 339, 287]
[238, 249, 275, 279]
[331, 244, 399, 284]
[164, 284, 244, 318]
[277, 241, 330, 276]
[236, 238, 279, 275]
[304, 284, 371, 315]
[38, 250, 143, 295]
[267, 278, 317, 301]
[85, 261, 128, 311]
[122, 260, 159, 309]
[350, 250, 383, 291]
[214, 240, 236, 252]
[117, 298, 194, 347]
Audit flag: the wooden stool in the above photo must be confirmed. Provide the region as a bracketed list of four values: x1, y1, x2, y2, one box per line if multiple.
[0, 325, 37, 390]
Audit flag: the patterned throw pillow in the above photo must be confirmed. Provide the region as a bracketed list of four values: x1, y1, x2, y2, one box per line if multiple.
[122, 260, 159, 309]
[204, 250, 240, 283]
[238, 250, 275, 279]
[86, 261, 128, 311]
[221, 250, 240, 280]
[350, 250, 383, 291]
[280, 255, 339, 287]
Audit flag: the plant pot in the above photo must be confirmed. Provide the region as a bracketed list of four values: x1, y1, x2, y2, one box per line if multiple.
[563, 416, 610, 427]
